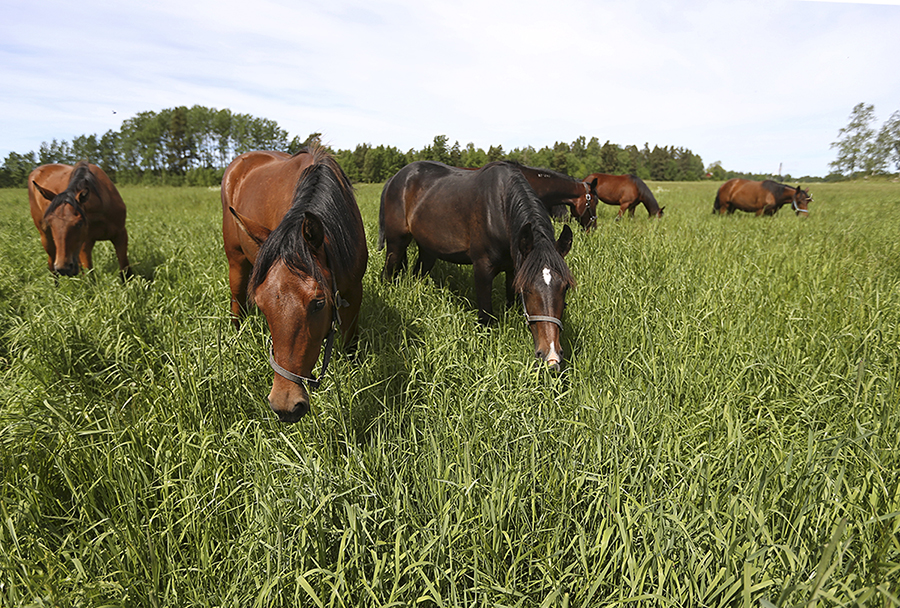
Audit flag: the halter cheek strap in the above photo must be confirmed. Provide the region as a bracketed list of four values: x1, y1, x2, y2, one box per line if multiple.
[268, 275, 350, 391]
[792, 196, 810, 214]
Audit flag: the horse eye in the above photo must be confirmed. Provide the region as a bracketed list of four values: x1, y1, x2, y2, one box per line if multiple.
[313, 299, 326, 312]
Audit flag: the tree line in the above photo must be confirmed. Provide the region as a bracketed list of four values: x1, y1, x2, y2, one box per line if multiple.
[2, 104, 781, 188]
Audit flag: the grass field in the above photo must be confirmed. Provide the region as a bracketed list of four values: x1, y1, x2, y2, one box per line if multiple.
[0, 179, 898, 607]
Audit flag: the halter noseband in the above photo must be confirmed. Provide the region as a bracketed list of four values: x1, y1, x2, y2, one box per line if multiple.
[521, 296, 564, 330]
[268, 274, 349, 390]
[792, 195, 810, 214]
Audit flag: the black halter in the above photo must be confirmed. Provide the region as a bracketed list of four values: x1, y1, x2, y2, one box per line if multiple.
[267, 274, 349, 390]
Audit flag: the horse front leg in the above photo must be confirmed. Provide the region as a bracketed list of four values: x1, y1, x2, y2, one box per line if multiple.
[228, 258, 252, 327]
[473, 261, 496, 325]
[112, 231, 132, 278]
[80, 240, 95, 272]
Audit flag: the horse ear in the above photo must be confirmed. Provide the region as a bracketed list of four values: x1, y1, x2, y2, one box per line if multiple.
[32, 181, 58, 202]
[588, 177, 598, 190]
[229, 207, 271, 245]
[556, 224, 573, 257]
[303, 213, 325, 251]
[516, 223, 535, 259]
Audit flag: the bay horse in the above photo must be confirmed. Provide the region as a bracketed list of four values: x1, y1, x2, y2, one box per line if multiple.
[222, 146, 367, 423]
[583, 173, 664, 222]
[714, 179, 811, 216]
[379, 160, 575, 371]
[28, 161, 130, 277]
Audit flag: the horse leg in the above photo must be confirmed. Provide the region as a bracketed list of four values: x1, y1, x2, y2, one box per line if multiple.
[382, 234, 411, 280]
[112, 231, 132, 278]
[228, 258, 252, 327]
[413, 247, 437, 278]
[80, 240, 95, 272]
[339, 289, 362, 354]
[473, 261, 496, 325]
[504, 272, 515, 308]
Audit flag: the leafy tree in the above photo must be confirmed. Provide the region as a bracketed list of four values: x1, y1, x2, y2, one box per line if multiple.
[876, 110, 900, 172]
[830, 103, 876, 177]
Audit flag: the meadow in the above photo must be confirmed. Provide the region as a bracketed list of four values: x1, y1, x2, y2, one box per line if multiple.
[0, 178, 898, 607]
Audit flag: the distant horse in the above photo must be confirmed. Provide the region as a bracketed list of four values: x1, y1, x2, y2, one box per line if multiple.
[465, 163, 599, 229]
[28, 161, 130, 277]
[222, 146, 368, 422]
[379, 160, 575, 371]
[714, 179, 811, 216]
[583, 173, 664, 221]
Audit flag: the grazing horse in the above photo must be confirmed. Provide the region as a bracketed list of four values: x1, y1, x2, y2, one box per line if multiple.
[222, 146, 367, 422]
[28, 161, 130, 277]
[583, 173, 664, 222]
[714, 179, 811, 216]
[379, 160, 575, 371]
[465, 163, 599, 229]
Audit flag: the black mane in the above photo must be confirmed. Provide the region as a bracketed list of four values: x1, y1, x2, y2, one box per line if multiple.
[761, 180, 793, 199]
[497, 167, 576, 293]
[43, 160, 97, 218]
[249, 147, 361, 300]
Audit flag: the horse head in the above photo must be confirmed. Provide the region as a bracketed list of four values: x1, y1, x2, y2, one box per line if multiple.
[515, 223, 574, 372]
[242, 209, 339, 423]
[793, 187, 811, 215]
[577, 177, 599, 230]
[32, 181, 90, 276]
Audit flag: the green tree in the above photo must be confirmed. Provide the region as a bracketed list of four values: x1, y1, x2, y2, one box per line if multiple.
[830, 102, 876, 177]
[875, 110, 900, 173]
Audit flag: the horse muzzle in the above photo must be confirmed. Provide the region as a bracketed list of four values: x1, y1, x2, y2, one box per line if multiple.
[268, 391, 310, 423]
[53, 261, 80, 276]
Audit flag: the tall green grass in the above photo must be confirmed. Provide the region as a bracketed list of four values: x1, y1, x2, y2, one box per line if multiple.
[0, 180, 898, 606]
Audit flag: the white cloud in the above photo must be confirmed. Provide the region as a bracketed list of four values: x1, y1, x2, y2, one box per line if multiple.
[1, 0, 898, 176]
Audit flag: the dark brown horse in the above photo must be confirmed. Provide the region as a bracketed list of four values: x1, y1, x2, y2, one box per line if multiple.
[714, 179, 811, 216]
[28, 161, 130, 277]
[222, 146, 367, 422]
[466, 163, 599, 229]
[379, 160, 575, 371]
[582, 173, 664, 222]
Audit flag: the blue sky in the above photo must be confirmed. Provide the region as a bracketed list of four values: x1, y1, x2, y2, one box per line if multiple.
[2, 0, 899, 177]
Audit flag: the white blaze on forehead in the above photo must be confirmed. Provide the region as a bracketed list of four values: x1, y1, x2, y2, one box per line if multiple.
[542, 267, 552, 286]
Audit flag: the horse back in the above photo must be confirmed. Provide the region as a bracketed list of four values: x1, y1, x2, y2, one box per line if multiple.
[380, 161, 508, 262]
[222, 151, 315, 263]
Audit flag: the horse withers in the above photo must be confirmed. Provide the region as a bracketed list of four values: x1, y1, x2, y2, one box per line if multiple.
[28, 161, 131, 277]
[222, 146, 367, 423]
[583, 173, 664, 222]
[714, 179, 811, 216]
[379, 160, 575, 371]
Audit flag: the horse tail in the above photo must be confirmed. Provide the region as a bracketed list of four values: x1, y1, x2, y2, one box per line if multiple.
[713, 191, 722, 214]
[631, 175, 660, 213]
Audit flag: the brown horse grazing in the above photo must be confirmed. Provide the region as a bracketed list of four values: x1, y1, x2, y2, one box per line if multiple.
[222, 146, 367, 423]
[28, 161, 130, 277]
[714, 179, 811, 216]
[513, 163, 599, 229]
[379, 160, 575, 371]
[582, 173, 664, 222]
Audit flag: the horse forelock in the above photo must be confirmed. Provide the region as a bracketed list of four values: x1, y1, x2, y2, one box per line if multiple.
[43, 162, 97, 219]
[249, 148, 360, 300]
